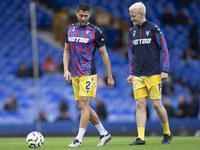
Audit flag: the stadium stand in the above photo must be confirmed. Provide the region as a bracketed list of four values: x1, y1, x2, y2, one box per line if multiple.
[0, 0, 199, 136]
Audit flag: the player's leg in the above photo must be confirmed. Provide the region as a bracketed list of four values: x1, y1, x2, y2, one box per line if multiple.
[68, 76, 83, 147]
[130, 76, 147, 145]
[76, 97, 90, 140]
[129, 97, 147, 145]
[151, 99, 169, 124]
[147, 75, 172, 144]
[89, 107, 111, 146]
[69, 74, 111, 146]
[68, 97, 90, 147]
[89, 107, 108, 135]
[77, 74, 97, 131]
[78, 96, 91, 128]
[89, 107, 100, 125]
[83, 74, 111, 146]
[151, 99, 172, 144]
[136, 97, 147, 141]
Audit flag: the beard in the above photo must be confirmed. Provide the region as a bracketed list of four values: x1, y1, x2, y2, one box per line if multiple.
[79, 20, 88, 27]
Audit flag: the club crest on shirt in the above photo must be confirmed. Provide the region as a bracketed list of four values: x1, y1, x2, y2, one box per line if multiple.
[86, 30, 90, 34]
[146, 31, 150, 36]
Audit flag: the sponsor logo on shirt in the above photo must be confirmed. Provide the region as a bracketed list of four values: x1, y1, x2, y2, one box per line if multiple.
[68, 37, 89, 43]
[132, 38, 151, 45]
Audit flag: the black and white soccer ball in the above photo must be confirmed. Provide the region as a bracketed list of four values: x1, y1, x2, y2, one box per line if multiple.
[26, 131, 44, 148]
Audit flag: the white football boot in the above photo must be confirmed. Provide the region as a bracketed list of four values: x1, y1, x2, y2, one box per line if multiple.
[97, 133, 111, 146]
[68, 139, 82, 147]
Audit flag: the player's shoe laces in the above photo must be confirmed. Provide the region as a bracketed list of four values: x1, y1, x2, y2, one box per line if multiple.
[161, 134, 173, 144]
[68, 139, 82, 147]
[97, 133, 111, 146]
[129, 138, 146, 145]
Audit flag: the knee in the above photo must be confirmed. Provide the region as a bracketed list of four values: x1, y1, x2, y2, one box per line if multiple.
[78, 101, 84, 110]
[136, 101, 146, 110]
[152, 103, 160, 111]
[78, 101, 88, 111]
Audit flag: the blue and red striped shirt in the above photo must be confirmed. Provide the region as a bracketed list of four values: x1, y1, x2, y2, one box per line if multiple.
[65, 23, 105, 76]
[128, 21, 170, 76]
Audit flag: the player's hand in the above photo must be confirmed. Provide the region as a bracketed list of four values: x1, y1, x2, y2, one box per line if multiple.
[64, 70, 71, 83]
[161, 72, 168, 81]
[127, 75, 133, 84]
[107, 76, 115, 89]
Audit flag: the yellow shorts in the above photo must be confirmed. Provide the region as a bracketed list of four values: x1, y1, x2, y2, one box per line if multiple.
[71, 74, 97, 100]
[133, 74, 162, 100]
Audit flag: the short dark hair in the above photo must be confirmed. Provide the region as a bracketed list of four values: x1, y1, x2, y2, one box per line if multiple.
[77, 3, 90, 12]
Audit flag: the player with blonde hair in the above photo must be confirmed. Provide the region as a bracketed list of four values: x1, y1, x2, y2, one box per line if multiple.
[127, 2, 172, 145]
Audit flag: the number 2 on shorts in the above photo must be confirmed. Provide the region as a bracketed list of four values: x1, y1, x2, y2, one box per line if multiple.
[86, 81, 90, 90]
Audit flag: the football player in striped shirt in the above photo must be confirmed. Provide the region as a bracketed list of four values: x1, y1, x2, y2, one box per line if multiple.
[63, 3, 114, 147]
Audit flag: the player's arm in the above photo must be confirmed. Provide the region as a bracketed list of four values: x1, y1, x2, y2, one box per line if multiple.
[63, 43, 71, 83]
[127, 33, 135, 84]
[95, 27, 114, 89]
[99, 46, 115, 89]
[155, 27, 170, 80]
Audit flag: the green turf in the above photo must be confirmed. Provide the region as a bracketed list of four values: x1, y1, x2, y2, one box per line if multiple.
[0, 136, 199, 150]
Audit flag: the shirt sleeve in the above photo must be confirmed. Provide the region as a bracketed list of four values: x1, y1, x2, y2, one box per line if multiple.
[128, 31, 135, 75]
[154, 26, 170, 73]
[95, 27, 105, 48]
[65, 26, 71, 43]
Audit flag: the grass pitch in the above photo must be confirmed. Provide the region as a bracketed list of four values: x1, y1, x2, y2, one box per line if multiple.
[0, 136, 199, 150]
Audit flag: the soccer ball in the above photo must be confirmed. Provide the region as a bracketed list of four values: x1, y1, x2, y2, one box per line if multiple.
[26, 131, 44, 148]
